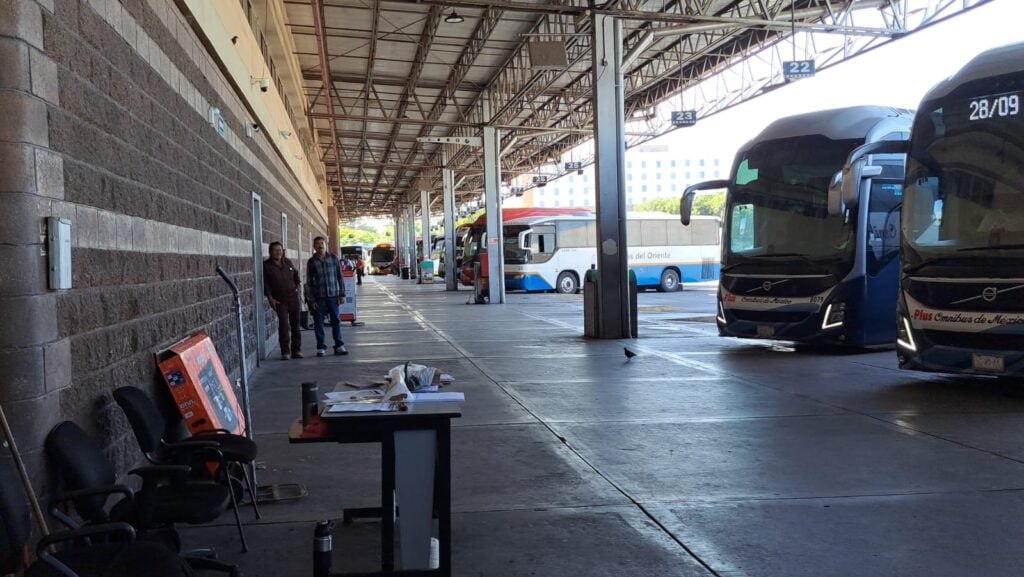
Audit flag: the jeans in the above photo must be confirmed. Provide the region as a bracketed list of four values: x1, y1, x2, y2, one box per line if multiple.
[273, 296, 302, 355]
[313, 296, 344, 350]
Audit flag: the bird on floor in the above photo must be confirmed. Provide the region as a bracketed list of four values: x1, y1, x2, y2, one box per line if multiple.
[624, 347, 637, 361]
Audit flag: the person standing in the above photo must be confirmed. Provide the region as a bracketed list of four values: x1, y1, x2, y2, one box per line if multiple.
[305, 236, 348, 357]
[355, 255, 365, 285]
[263, 242, 303, 360]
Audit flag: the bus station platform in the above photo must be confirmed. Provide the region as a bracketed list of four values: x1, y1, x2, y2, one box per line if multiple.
[185, 274, 1024, 577]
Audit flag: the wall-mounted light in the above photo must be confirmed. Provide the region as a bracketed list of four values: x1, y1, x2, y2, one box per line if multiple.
[444, 10, 464, 24]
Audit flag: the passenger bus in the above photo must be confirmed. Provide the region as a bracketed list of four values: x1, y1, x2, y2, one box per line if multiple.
[339, 245, 367, 273]
[838, 42, 1024, 376]
[458, 207, 593, 286]
[369, 242, 396, 274]
[505, 213, 720, 293]
[682, 106, 911, 347]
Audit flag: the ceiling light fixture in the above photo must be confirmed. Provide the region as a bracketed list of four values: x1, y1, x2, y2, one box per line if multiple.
[444, 10, 464, 24]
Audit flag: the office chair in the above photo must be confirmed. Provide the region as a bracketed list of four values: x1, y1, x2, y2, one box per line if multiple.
[44, 421, 240, 576]
[112, 387, 260, 547]
[0, 455, 192, 577]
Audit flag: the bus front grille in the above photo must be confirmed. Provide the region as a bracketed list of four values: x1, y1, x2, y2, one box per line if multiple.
[730, 309, 811, 323]
[922, 330, 1024, 351]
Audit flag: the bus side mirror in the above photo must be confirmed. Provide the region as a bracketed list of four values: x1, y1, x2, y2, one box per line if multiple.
[828, 171, 845, 217]
[518, 229, 532, 251]
[680, 191, 696, 226]
[681, 179, 729, 225]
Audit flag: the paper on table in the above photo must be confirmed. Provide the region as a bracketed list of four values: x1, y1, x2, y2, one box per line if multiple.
[406, 392, 465, 403]
[327, 402, 399, 413]
[325, 389, 385, 401]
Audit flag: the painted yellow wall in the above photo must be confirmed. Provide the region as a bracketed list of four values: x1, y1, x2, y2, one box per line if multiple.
[181, 0, 329, 214]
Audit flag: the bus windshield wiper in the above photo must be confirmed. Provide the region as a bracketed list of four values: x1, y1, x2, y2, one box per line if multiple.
[903, 257, 952, 274]
[957, 243, 1024, 252]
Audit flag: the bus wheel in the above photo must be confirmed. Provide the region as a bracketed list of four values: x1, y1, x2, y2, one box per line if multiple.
[658, 269, 680, 292]
[556, 271, 579, 294]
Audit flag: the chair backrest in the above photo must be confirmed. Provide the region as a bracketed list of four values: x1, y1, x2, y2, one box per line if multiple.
[0, 457, 30, 575]
[113, 387, 168, 454]
[45, 422, 118, 522]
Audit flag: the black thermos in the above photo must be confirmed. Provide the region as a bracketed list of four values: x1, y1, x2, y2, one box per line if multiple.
[313, 520, 333, 577]
[302, 381, 319, 425]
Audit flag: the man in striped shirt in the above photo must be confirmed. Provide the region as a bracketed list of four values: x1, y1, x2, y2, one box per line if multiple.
[305, 236, 348, 357]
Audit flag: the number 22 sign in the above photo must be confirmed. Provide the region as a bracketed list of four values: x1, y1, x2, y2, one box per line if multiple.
[783, 60, 815, 80]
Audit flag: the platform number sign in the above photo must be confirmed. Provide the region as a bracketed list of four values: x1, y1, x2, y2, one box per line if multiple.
[564, 161, 583, 171]
[511, 187, 525, 197]
[783, 60, 815, 80]
[671, 111, 698, 127]
[532, 175, 549, 186]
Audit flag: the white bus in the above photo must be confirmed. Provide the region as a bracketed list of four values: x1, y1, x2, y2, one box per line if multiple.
[504, 213, 721, 293]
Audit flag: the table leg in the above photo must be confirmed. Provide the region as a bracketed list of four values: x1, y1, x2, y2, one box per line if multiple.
[438, 421, 450, 577]
[382, 436, 395, 571]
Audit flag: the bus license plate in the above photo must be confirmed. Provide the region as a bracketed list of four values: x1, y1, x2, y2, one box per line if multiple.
[757, 325, 775, 338]
[972, 354, 1005, 373]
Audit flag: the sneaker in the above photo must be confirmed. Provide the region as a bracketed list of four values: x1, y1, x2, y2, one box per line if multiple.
[316, 349, 326, 357]
[292, 351, 303, 359]
[334, 345, 348, 356]
[281, 353, 291, 360]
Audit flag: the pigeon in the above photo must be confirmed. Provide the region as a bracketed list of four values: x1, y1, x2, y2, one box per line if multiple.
[624, 347, 637, 361]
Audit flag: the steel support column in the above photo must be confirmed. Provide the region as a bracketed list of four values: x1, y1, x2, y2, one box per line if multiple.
[442, 149, 457, 290]
[420, 189, 431, 282]
[482, 91, 505, 304]
[591, 14, 631, 338]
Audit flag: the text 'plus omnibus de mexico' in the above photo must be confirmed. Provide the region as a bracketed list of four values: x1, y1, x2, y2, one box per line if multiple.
[837, 41, 1024, 376]
[505, 213, 721, 294]
[683, 106, 911, 347]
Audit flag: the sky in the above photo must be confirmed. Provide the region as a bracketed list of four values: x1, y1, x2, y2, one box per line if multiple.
[658, 0, 1024, 162]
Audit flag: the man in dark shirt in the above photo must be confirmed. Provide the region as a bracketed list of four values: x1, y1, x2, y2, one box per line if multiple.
[263, 242, 303, 360]
[305, 236, 348, 357]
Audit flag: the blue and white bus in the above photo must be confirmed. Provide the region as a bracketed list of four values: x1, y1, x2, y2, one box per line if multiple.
[838, 42, 1024, 375]
[504, 213, 720, 293]
[682, 106, 911, 347]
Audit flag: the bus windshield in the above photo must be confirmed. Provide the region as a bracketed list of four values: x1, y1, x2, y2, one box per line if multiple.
[504, 225, 530, 264]
[903, 77, 1024, 264]
[726, 135, 861, 272]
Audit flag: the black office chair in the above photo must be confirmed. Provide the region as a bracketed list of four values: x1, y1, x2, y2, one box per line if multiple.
[112, 387, 260, 547]
[0, 455, 192, 577]
[44, 421, 240, 576]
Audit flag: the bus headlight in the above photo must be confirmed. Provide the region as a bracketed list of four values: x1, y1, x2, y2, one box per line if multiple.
[821, 302, 846, 330]
[896, 316, 917, 352]
[717, 300, 727, 324]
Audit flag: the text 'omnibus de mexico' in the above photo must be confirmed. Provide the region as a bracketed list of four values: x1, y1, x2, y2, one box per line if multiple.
[683, 106, 911, 347]
[505, 213, 721, 294]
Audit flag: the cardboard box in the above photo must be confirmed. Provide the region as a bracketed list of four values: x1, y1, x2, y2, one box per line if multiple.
[157, 331, 245, 436]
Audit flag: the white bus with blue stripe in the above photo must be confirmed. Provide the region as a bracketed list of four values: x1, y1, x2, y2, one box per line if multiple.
[504, 213, 720, 294]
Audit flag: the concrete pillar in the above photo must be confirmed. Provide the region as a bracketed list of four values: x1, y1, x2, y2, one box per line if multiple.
[481, 91, 505, 304]
[406, 204, 417, 279]
[442, 150, 457, 290]
[591, 14, 632, 338]
[420, 189, 430, 283]
[0, 0, 67, 486]
[328, 204, 339, 255]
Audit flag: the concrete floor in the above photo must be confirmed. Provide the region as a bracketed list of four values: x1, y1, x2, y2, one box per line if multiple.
[184, 275, 1024, 577]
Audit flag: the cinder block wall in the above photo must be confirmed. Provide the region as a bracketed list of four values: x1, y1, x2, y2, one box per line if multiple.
[0, 0, 326, 493]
